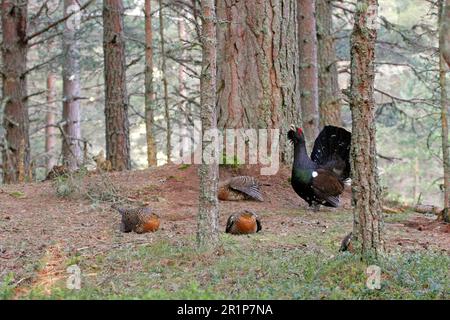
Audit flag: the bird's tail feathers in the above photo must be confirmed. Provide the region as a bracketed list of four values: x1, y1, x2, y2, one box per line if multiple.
[310, 126, 351, 179]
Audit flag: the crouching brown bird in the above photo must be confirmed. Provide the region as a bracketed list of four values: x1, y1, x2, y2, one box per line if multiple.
[225, 210, 262, 235]
[218, 176, 263, 202]
[112, 204, 160, 233]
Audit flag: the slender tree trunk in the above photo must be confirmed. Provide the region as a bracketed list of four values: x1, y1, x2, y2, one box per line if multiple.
[178, 17, 188, 159]
[178, 17, 187, 107]
[158, 0, 171, 163]
[298, 0, 319, 152]
[1, 0, 30, 184]
[46, 71, 57, 171]
[350, 0, 384, 256]
[316, 0, 341, 127]
[191, 0, 200, 39]
[103, 0, 131, 171]
[62, 0, 82, 171]
[197, 0, 219, 249]
[439, 0, 450, 210]
[216, 0, 301, 163]
[440, 62, 450, 210]
[145, 0, 157, 167]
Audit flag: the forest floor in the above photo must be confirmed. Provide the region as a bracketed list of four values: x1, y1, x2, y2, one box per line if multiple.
[0, 164, 449, 299]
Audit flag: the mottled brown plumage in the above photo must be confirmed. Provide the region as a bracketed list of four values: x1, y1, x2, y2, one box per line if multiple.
[225, 210, 262, 235]
[112, 205, 160, 233]
[218, 176, 263, 202]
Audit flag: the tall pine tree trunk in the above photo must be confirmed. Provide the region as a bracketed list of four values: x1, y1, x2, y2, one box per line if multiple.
[439, 0, 450, 210]
[197, 0, 219, 249]
[350, 0, 384, 256]
[103, 0, 130, 171]
[62, 0, 82, 171]
[439, 57, 449, 210]
[298, 0, 319, 152]
[316, 0, 341, 127]
[216, 0, 301, 163]
[178, 18, 187, 109]
[46, 70, 57, 172]
[145, 0, 157, 167]
[158, 0, 171, 163]
[1, 0, 30, 184]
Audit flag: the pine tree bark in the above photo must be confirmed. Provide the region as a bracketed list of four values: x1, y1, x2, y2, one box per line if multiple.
[298, 0, 319, 152]
[439, 58, 449, 209]
[62, 0, 82, 171]
[1, 0, 30, 184]
[350, 0, 384, 256]
[439, 0, 450, 210]
[158, 0, 171, 163]
[145, 0, 157, 167]
[197, 0, 219, 249]
[103, 0, 131, 171]
[46, 70, 57, 172]
[316, 0, 342, 128]
[216, 0, 301, 163]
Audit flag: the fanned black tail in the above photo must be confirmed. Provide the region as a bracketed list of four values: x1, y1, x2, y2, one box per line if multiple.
[310, 126, 351, 180]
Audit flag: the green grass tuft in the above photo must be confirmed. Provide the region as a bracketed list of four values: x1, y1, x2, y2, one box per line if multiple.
[0, 273, 15, 300]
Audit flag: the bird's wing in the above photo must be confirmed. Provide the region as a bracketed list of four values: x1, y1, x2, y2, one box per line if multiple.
[229, 176, 263, 201]
[225, 214, 237, 233]
[311, 169, 344, 206]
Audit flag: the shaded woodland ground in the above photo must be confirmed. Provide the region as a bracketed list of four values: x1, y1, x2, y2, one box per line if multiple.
[1, 164, 448, 299]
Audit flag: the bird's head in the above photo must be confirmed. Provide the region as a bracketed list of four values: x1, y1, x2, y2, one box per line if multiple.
[287, 124, 305, 144]
[242, 210, 256, 219]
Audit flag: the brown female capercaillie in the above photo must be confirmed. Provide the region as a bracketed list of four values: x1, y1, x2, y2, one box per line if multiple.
[225, 210, 262, 235]
[112, 204, 160, 233]
[218, 176, 263, 202]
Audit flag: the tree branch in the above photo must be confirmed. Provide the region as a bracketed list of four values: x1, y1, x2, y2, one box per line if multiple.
[377, 153, 403, 162]
[23, 91, 47, 101]
[25, 0, 95, 43]
[23, 54, 62, 76]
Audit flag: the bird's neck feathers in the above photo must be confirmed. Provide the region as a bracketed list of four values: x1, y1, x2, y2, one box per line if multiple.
[293, 139, 314, 169]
